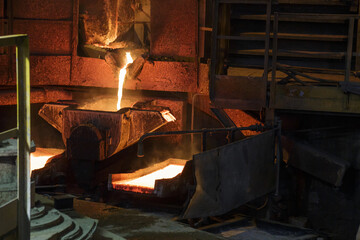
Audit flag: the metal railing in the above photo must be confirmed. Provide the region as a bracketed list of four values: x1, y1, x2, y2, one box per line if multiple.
[0, 34, 30, 240]
[271, 13, 358, 84]
[270, 13, 359, 111]
[136, 124, 266, 157]
[209, 0, 272, 102]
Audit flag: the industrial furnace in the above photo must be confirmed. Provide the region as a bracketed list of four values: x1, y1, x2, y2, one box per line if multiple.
[1, 0, 360, 239]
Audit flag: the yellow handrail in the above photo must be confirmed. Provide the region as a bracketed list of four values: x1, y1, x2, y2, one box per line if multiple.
[0, 34, 30, 240]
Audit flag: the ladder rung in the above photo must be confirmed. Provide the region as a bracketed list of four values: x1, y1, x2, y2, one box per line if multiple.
[229, 49, 349, 59]
[232, 14, 358, 23]
[219, 33, 348, 42]
[217, 35, 265, 41]
[219, 0, 269, 4]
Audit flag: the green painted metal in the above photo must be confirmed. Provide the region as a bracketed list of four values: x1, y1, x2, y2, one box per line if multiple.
[0, 34, 30, 240]
[0, 128, 19, 142]
[0, 34, 28, 47]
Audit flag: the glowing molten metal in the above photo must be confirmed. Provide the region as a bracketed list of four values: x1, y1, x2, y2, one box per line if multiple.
[30, 148, 64, 173]
[30, 154, 52, 173]
[117, 52, 133, 110]
[112, 164, 185, 194]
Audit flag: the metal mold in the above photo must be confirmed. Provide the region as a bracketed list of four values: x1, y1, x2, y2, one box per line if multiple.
[39, 103, 172, 160]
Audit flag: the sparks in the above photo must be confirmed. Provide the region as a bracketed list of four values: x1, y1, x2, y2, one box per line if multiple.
[117, 52, 133, 110]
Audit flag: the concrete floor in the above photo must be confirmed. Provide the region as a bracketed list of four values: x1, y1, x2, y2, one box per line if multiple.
[33, 195, 323, 240]
[73, 199, 224, 240]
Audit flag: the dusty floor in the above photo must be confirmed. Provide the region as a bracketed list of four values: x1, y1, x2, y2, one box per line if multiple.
[73, 198, 224, 240]
[34, 194, 323, 240]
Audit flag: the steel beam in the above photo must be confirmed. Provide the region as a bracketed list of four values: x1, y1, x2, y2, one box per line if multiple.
[0, 34, 27, 47]
[0, 128, 18, 142]
[16, 35, 31, 240]
[0, 34, 30, 240]
[345, 18, 354, 82]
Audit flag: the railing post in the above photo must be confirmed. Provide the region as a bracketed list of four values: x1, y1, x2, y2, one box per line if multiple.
[0, 34, 31, 239]
[275, 120, 282, 197]
[201, 132, 207, 152]
[209, 0, 219, 101]
[269, 12, 279, 111]
[16, 36, 31, 240]
[345, 17, 354, 82]
[272, 13, 279, 85]
[263, 0, 272, 82]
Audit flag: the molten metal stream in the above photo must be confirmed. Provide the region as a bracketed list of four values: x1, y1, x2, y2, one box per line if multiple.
[117, 52, 133, 110]
[113, 164, 185, 193]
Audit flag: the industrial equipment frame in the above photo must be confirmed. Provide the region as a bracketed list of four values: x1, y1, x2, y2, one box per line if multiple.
[137, 122, 283, 196]
[0, 34, 30, 240]
[136, 122, 282, 216]
[270, 13, 360, 114]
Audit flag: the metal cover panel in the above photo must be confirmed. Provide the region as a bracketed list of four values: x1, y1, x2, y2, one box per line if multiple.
[13, 0, 72, 20]
[183, 130, 276, 219]
[273, 85, 360, 114]
[13, 20, 72, 55]
[213, 75, 267, 110]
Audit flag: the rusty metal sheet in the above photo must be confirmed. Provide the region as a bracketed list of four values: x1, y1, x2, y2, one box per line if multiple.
[182, 129, 276, 219]
[212, 75, 267, 110]
[13, 20, 72, 55]
[31, 56, 71, 86]
[151, 0, 196, 57]
[38, 103, 71, 133]
[18, 55, 197, 91]
[71, 57, 116, 88]
[198, 63, 210, 94]
[13, 0, 72, 20]
[5, 56, 71, 86]
[224, 109, 262, 136]
[79, 0, 134, 46]
[126, 61, 197, 93]
[0, 89, 72, 105]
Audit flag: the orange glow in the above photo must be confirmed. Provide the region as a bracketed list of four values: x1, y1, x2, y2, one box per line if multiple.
[30, 154, 54, 173]
[30, 148, 64, 173]
[117, 52, 133, 110]
[113, 164, 184, 193]
[160, 110, 176, 122]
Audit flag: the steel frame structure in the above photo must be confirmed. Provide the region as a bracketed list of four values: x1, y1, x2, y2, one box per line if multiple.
[0, 34, 30, 240]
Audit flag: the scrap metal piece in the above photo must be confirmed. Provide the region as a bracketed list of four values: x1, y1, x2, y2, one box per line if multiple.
[284, 138, 349, 187]
[53, 194, 74, 210]
[182, 130, 276, 219]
